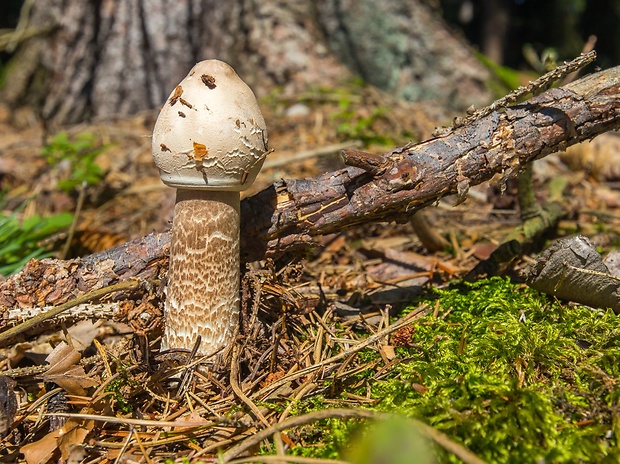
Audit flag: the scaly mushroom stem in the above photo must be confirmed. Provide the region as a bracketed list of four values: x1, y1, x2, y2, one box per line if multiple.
[162, 189, 240, 353]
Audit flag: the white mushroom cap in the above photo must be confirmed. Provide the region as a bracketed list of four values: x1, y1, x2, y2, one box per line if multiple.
[152, 60, 268, 191]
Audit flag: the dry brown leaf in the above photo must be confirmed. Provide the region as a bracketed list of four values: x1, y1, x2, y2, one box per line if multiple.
[472, 242, 498, 261]
[45, 342, 81, 373]
[45, 365, 99, 397]
[525, 235, 620, 312]
[366, 248, 433, 283]
[379, 344, 396, 362]
[172, 410, 210, 432]
[21, 428, 60, 464]
[21, 419, 94, 464]
[58, 419, 95, 461]
[43, 342, 98, 396]
[559, 132, 620, 180]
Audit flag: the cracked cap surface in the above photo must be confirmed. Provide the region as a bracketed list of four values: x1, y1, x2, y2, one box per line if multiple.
[152, 60, 269, 191]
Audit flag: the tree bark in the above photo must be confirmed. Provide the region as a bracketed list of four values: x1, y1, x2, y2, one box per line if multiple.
[317, 0, 490, 109]
[1, 0, 490, 126]
[1, 65, 618, 316]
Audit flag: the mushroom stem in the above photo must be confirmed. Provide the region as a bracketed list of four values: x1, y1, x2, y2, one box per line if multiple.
[162, 189, 240, 353]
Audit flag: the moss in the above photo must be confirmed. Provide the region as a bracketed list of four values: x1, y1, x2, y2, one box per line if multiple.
[292, 278, 620, 463]
[373, 278, 620, 463]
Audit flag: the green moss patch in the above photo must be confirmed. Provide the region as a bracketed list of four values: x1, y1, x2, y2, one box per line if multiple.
[295, 278, 620, 463]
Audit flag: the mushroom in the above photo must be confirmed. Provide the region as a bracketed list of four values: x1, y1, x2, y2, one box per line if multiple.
[152, 60, 268, 354]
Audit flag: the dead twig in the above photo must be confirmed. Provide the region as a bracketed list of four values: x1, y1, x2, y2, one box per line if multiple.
[445, 50, 597, 132]
[263, 141, 362, 170]
[221, 407, 485, 464]
[45, 412, 212, 429]
[230, 344, 270, 427]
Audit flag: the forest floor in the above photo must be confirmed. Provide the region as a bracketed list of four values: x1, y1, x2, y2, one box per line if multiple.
[1, 80, 620, 463]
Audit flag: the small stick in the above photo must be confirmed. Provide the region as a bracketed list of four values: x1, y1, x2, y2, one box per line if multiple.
[45, 412, 212, 429]
[2, 354, 100, 378]
[263, 141, 362, 170]
[60, 180, 88, 260]
[230, 344, 270, 427]
[436, 50, 597, 136]
[221, 408, 485, 464]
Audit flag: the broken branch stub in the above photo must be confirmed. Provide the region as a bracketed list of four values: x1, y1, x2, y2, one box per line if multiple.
[525, 236, 620, 313]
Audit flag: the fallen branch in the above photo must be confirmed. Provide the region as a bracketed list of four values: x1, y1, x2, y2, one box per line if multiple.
[0, 279, 157, 347]
[1, 64, 619, 313]
[242, 64, 619, 261]
[0, 232, 168, 318]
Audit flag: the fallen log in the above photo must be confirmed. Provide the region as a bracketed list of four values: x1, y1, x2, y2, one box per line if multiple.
[1, 64, 619, 315]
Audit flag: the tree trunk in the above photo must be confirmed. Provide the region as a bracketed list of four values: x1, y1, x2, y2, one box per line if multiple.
[1, 0, 490, 126]
[479, 0, 511, 64]
[317, 0, 490, 109]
